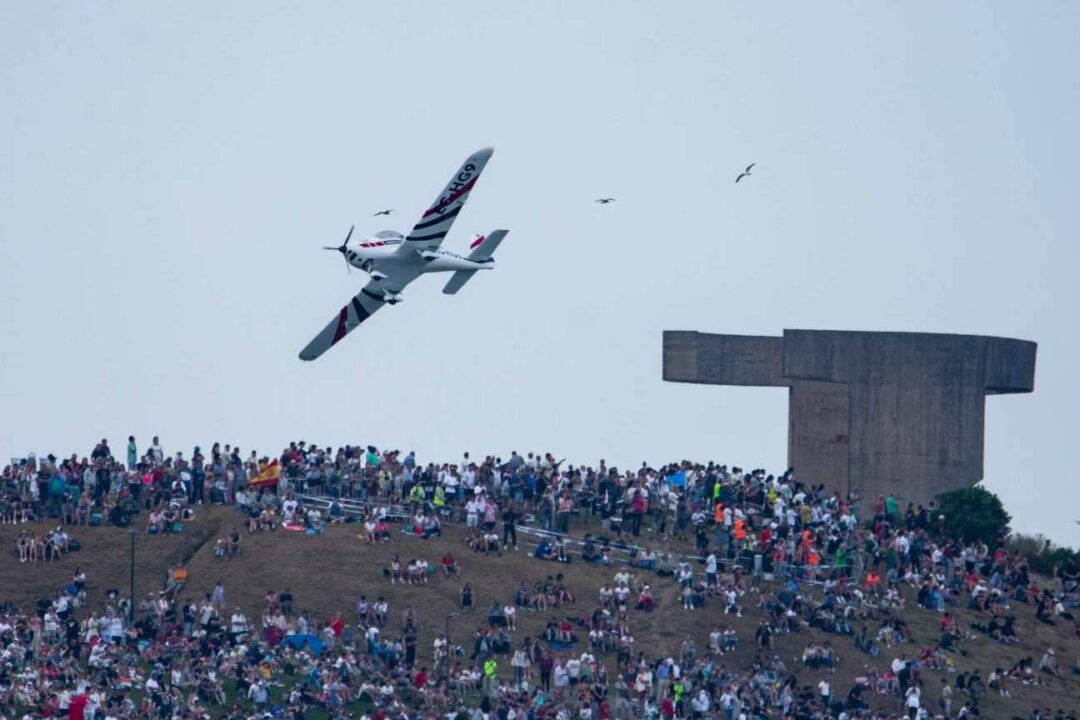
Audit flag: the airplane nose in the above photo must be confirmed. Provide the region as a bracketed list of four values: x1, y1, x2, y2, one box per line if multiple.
[324, 225, 354, 255]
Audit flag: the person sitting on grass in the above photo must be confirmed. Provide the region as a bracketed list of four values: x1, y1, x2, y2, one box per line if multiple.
[558, 618, 573, 643]
[636, 585, 654, 612]
[581, 535, 599, 563]
[410, 510, 428, 536]
[363, 514, 379, 543]
[422, 514, 442, 538]
[374, 597, 389, 626]
[680, 584, 696, 611]
[247, 505, 260, 533]
[162, 506, 179, 532]
[554, 574, 575, 604]
[535, 539, 555, 561]
[327, 499, 346, 524]
[530, 582, 548, 612]
[304, 507, 324, 532]
[441, 552, 459, 578]
[387, 555, 403, 584]
[258, 506, 277, 531]
[407, 559, 429, 585]
[1039, 648, 1064, 678]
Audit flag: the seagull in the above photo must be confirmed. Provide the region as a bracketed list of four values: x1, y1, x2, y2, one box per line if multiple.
[735, 163, 755, 183]
[373, 209, 394, 216]
[595, 198, 615, 204]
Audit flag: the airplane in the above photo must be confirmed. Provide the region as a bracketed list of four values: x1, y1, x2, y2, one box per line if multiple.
[298, 147, 508, 361]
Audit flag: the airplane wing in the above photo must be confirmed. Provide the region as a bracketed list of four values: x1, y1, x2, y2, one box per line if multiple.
[402, 147, 494, 252]
[298, 267, 421, 361]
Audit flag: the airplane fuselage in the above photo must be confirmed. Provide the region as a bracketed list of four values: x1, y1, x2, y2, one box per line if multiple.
[343, 231, 494, 275]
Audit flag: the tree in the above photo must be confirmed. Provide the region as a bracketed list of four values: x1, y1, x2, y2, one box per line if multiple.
[935, 486, 1011, 547]
[1005, 533, 1080, 575]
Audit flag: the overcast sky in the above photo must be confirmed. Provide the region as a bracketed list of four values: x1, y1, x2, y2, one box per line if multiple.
[2, 2, 1077, 545]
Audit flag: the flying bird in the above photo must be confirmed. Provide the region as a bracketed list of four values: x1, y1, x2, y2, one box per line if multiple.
[595, 198, 615, 204]
[735, 163, 755, 183]
[373, 209, 394, 216]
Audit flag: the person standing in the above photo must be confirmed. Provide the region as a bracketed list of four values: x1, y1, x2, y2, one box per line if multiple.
[191, 447, 205, 505]
[211, 581, 225, 611]
[540, 652, 554, 692]
[127, 437, 137, 470]
[405, 630, 417, 668]
[483, 657, 499, 697]
[629, 491, 645, 537]
[502, 502, 519, 550]
[905, 685, 921, 719]
[939, 680, 952, 717]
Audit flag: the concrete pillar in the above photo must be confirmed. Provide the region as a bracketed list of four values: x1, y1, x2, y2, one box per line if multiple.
[662, 330, 1036, 506]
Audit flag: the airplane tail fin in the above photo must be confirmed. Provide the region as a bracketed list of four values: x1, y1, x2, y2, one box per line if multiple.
[466, 229, 507, 261]
[442, 229, 508, 295]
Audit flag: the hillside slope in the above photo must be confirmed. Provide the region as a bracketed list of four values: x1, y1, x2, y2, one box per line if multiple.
[2, 507, 1078, 719]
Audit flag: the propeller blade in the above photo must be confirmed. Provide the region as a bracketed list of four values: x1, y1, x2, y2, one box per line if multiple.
[341, 225, 354, 274]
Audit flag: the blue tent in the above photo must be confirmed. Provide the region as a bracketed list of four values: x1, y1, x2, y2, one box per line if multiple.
[282, 633, 325, 656]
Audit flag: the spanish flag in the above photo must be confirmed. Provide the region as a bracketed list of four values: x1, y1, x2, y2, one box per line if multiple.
[247, 459, 281, 488]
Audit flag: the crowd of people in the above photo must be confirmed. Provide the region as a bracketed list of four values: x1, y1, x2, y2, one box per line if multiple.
[1, 437, 1079, 720]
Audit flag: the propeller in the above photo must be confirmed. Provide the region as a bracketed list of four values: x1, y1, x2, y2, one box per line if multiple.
[323, 225, 355, 274]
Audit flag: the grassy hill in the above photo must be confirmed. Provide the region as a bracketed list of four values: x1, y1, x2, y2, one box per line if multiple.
[2, 507, 1078, 719]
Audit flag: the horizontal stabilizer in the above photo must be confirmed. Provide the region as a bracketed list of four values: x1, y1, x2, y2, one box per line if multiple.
[442, 270, 477, 295]
[442, 229, 509, 294]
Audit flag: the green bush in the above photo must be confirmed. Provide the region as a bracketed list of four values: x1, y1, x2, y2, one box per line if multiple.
[935, 486, 1011, 547]
[1006, 533, 1080, 575]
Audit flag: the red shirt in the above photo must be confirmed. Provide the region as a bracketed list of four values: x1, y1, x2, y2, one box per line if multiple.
[69, 695, 88, 720]
[330, 616, 344, 637]
[414, 671, 427, 689]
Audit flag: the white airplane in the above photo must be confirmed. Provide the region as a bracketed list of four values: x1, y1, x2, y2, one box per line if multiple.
[299, 147, 508, 361]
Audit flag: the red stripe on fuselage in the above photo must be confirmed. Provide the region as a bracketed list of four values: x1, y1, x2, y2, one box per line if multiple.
[421, 177, 478, 218]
